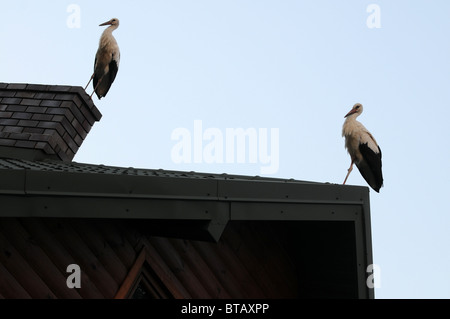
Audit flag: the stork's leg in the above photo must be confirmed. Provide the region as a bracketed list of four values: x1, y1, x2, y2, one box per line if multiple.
[85, 73, 94, 91]
[89, 74, 106, 99]
[343, 160, 354, 185]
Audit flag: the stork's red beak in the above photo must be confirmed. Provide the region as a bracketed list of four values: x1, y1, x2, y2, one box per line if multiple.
[99, 20, 112, 26]
[344, 108, 357, 118]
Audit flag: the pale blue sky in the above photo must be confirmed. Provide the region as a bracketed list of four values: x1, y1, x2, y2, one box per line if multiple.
[1, 1, 449, 298]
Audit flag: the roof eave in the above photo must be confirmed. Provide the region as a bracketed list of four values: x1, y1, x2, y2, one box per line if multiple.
[0, 167, 374, 298]
[0, 167, 370, 238]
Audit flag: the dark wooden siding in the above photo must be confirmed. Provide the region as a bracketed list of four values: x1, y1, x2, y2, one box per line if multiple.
[0, 218, 299, 299]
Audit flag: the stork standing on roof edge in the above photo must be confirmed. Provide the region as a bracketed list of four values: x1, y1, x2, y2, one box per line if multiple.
[342, 103, 383, 192]
[85, 18, 120, 99]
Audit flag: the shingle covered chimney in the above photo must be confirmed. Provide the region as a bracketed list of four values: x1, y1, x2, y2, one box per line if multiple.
[0, 83, 101, 162]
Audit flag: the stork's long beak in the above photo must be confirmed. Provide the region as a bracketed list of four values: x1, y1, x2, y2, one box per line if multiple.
[99, 20, 112, 26]
[344, 108, 357, 118]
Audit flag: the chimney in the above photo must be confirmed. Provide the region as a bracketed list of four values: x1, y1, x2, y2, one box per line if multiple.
[0, 83, 101, 162]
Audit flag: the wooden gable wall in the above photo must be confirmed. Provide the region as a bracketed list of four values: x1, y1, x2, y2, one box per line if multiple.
[0, 218, 299, 299]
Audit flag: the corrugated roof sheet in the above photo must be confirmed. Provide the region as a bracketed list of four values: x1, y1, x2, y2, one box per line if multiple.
[0, 157, 316, 182]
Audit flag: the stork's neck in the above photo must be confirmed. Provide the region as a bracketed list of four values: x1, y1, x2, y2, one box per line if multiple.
[103, 25, 118, 36]
[99, 26, 118, 47]
[344, 113, 360, 123]
[342, 113, 361, 137]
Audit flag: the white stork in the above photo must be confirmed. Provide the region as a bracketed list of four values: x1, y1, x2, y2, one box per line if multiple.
[85, 18, 120, 99]
[342, 103, 383, 192]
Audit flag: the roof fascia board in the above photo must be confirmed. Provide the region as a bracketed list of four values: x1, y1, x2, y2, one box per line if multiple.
[1, 169, 370, 204]
[0, 194, 230, 242]
[23, 170, 219, 200]
[359, 187, 375, 299]
[219, 179, 367, 203]
[229, 202, 364, 222]
[0, 195, 228, 220]
[0, 170, 26, 195]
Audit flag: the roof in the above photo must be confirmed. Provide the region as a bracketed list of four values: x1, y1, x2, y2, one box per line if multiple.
[0, 82, 374, 298]
[0, 157, 313, 179]
[0, 156, 371, 232]
[0, 157, 374, 298]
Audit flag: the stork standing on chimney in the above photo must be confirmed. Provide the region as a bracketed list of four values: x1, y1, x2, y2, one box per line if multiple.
[85, 18, 120, 99]
[342, 103, 383, 192]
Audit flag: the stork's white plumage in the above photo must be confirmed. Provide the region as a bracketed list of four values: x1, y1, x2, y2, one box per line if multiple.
[342, 103, 383, 192]
[85, 18, 120, 99]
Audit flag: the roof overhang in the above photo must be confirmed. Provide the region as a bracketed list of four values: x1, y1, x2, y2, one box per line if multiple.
[0, 160, 374, 298]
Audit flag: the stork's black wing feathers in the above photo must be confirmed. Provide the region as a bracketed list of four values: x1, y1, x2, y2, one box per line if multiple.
[92, 54, 119, 99]
[99, 59, 118, 99]
[108, 59, 119, 88]
[357, 143, 383, 192]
